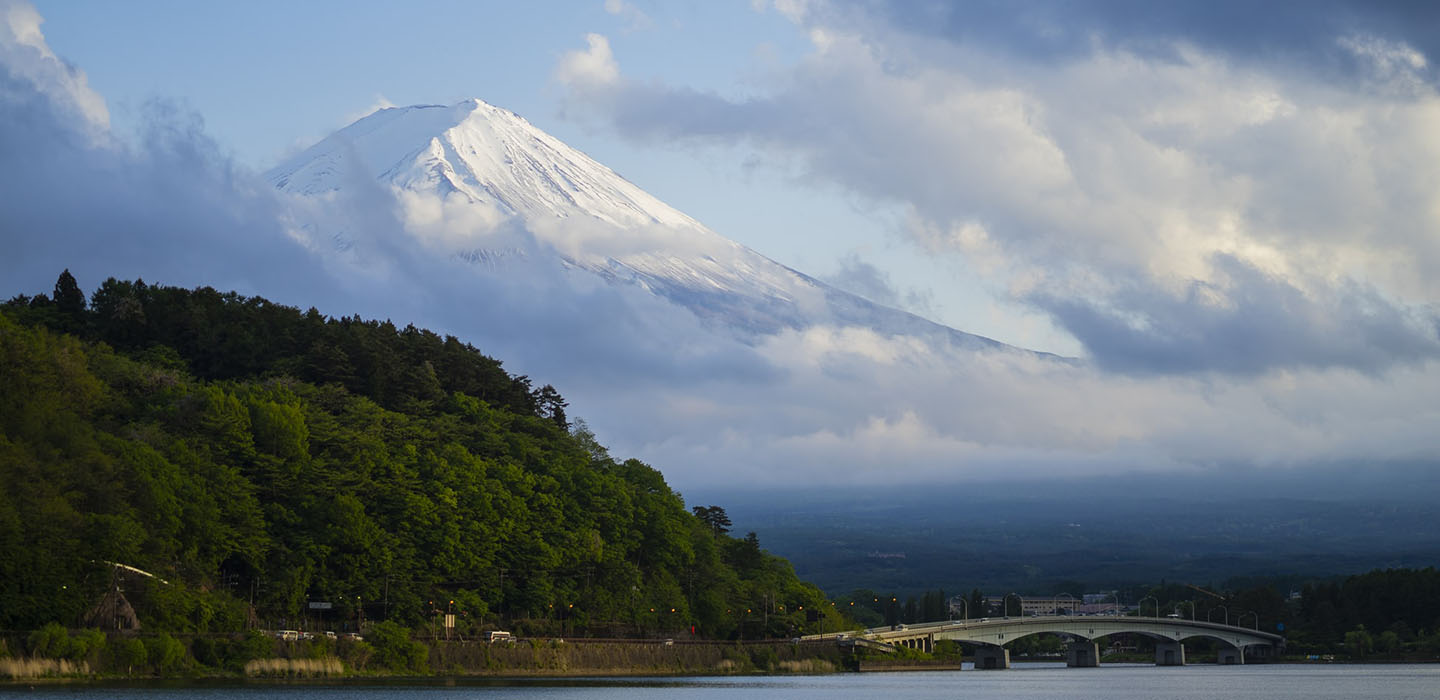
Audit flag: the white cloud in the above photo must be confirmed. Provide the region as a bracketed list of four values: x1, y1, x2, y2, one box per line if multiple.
[6, 0, 1440, 493]
[603, 0, 652, 32]
[554, 3, 1440, 375]
[1339, 34, 1428, 93]
[772, 0, 812, 23]
[341, 94, 397, 126]
[556, 33, 620, 91]
[0, 0, 108, 136]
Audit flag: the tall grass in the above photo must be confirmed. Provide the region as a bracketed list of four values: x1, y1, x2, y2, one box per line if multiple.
[242, 657, 344, 677]
[426, 640, 844, 675]
[0, 657, 91, 679]
[777, 659, 836, 673]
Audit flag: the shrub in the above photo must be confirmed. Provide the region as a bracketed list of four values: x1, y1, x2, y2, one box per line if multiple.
[230, 630, 275, 668]
[111, 638, 148, 674]
[191, 638, 218, 667]
[27, 623, 70, 659]
[300, 636, 334, 660]
[748, 646, 778, 670]
[338, 639, 374, 671]
[68, 629, 106, 663]
[144, 633, 188, 674]
[367, 621, 429, 674]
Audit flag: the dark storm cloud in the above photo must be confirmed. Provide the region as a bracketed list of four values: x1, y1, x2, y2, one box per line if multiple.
[846, 0, 1440, 80]
[1032, 255, 1440, 375]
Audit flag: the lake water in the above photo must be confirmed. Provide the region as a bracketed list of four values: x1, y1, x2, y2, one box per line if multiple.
[5, 663, 1438, 699]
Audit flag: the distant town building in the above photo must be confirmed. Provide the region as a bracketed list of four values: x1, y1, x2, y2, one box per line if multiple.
[980, 594, 1128, 616]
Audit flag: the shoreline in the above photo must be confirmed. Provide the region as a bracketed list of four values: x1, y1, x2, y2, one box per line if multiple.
[8, 656, 1440, 686]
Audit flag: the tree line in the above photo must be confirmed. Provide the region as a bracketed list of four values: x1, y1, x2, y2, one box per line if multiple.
[839, 568, 1440, 658]
[1130, 568, 1440, 656]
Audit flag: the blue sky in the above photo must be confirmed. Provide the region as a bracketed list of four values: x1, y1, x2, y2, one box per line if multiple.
[5, 0, 1440, 488]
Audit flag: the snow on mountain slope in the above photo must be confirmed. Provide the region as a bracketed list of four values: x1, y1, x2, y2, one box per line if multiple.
[267, 99, 1014, 351]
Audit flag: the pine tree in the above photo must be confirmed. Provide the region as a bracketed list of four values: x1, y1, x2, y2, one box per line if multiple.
[692, 505, 732, 535]
[53, 269, 86, 316]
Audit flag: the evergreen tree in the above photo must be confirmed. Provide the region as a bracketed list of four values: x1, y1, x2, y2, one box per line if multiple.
[692, 505, 732, 536]
[53, 269, 86, 316]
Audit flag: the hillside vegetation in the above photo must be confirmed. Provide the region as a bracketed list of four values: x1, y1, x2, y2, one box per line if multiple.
[0, 271, 841, 640]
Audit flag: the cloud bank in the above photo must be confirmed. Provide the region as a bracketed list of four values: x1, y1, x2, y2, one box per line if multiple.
[4, 1, 1439, 491]
[556, 0, 1440, 377]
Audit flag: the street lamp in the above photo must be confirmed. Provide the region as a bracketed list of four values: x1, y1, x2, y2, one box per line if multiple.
[1208, 605, 1229, 625]
[1004, 592, 1022, 619]
[1237, 611, 1258, 630]
[1139, 596, 1158, 618]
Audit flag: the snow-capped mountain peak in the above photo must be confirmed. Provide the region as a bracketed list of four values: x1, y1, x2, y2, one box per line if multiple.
[267, 99, 1012, 351]
[269, 99, 698, 230]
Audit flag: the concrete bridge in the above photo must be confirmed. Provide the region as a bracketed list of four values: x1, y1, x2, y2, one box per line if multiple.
[807, 615, 1284, 669]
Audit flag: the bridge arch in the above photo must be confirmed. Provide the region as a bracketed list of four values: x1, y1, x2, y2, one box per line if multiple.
[814, 615, 1283, 668]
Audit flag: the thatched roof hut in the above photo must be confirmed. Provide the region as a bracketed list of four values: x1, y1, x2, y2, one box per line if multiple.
[83, 587, 140, 631]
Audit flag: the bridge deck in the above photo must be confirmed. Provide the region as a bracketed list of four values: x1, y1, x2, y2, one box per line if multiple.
[806, 615, 1283, 651]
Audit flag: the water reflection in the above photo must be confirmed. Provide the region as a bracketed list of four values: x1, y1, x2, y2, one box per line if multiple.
[7, 665, 1440, 700]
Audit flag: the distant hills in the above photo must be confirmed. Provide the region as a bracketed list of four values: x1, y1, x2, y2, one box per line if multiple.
[711, 478, 1440, 597]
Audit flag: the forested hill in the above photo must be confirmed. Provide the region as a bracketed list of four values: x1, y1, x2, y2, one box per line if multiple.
[0, 271, 837, 638]
[10, 272, 562, 424]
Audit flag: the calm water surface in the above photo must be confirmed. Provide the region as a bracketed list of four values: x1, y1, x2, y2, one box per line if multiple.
[5, 664, 1437, 699]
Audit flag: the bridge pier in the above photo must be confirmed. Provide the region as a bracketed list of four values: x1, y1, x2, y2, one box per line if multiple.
[1245, 644, 1275, 663]
[895, 637, 933, 653]
[1216, 645, 1244, 665]
[1065, 640, 1100, 667]
[899, 637, 933, 653]
[1154, 641, 1185, 666]
[973, 645, 1010, 670]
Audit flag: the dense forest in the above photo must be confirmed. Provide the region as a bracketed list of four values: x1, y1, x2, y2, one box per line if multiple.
[0, 271, 842, 640]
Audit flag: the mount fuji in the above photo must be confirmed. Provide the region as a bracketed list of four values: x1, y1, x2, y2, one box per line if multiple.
[266, 99, 1020, 354]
